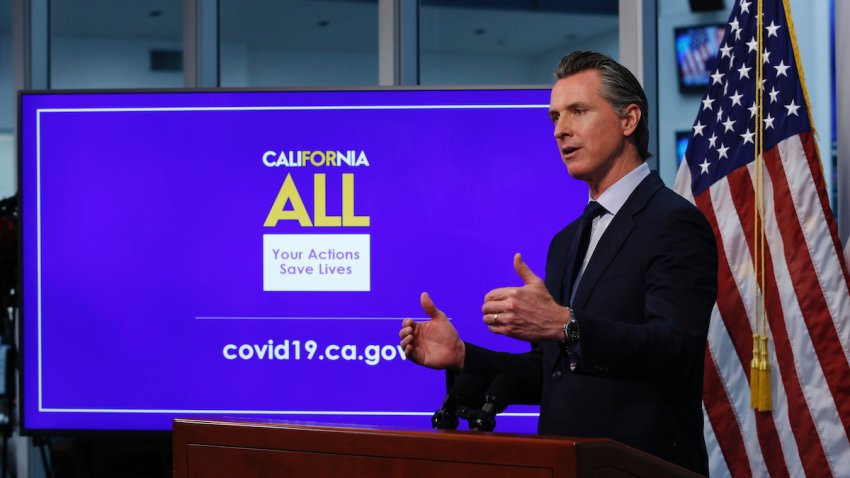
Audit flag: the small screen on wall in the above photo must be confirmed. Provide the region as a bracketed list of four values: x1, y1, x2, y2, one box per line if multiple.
[675, 24, 726, 93]
[676, 131, 690, 166]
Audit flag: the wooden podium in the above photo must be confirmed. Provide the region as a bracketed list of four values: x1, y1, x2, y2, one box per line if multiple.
[173, 419, 701, 478]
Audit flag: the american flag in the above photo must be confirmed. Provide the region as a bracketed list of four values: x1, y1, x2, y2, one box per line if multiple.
[673, 0, 850, 476]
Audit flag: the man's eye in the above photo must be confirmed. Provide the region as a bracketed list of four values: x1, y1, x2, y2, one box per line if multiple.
[574, 108, 586, 115]
[549, 114, 559, 123]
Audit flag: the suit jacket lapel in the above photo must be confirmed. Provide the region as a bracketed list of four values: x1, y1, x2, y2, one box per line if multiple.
[572, 173, 663, 309]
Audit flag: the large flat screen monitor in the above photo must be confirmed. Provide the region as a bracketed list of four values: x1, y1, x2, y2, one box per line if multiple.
[675, 23, 726, 93]
[19, 88, 587, 432]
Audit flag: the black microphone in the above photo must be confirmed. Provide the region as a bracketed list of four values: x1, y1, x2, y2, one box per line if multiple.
[432, 371, 487, 430]
[467, 373, 519, 432]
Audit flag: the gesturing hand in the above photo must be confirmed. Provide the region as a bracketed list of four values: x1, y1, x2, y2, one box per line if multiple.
[481, 253, 570, 342]
[399, 292, 466, 371]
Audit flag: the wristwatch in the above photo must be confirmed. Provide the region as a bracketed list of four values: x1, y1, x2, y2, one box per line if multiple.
[563, 308, 580, 345]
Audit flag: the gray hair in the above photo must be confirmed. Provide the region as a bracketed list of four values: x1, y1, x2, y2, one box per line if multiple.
[554, 51, 651, 160]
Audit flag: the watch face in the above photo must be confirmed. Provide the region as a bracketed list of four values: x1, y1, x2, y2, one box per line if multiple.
[566, 320, 580, 344]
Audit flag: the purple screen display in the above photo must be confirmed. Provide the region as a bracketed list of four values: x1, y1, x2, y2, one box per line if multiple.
[20, 89, 588, 432]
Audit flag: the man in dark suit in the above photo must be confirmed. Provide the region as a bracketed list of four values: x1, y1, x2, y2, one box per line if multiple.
[399, 51, 717, 475]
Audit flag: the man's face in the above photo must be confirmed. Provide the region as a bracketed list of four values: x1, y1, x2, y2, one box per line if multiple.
[549, 70, 633, 186]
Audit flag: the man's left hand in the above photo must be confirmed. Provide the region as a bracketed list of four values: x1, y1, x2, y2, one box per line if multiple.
[482, 253, 570, 342]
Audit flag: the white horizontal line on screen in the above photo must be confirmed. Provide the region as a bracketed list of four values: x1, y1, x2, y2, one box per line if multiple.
[37, 104, 549, 114]
[194, 316, 450, 321]
[39, 408, 538, 417]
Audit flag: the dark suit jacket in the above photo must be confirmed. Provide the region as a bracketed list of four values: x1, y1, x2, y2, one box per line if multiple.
[461, 172, 718, 475]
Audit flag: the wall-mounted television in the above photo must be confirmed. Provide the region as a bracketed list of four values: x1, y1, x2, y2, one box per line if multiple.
[676, 130, 691, 166]
[18, 88, 587, 433]
[675, 23, 726, 93]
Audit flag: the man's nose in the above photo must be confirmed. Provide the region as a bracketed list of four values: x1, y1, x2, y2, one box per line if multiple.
[554, 116, 571, 139]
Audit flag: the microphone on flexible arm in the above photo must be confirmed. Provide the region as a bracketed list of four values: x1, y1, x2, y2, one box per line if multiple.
[466, 352, 543, 432]
[467, 373, 520, 432]
[432, 371, 487, 430]
[434, 346, 543, 431]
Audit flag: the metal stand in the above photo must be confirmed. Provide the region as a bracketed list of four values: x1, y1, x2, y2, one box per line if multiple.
[33, 437, 53, 478]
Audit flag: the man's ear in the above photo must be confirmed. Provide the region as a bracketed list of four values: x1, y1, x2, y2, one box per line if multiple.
[620, 104, 641, 137]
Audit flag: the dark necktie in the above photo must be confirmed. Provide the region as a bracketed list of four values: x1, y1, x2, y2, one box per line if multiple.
[565, 201, 607, 305]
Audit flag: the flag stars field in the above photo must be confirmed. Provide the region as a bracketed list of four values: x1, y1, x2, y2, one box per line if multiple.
[769, 86, 780, 103]
[785, 100, 800, 117]
[730, 90, 744, 107]
[741, 128, 755, 145]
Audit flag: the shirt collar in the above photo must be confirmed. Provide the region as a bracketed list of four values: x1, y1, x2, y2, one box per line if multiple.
[591, 162, 651, 216]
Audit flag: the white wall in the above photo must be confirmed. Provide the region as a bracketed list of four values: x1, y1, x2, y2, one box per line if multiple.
[0, 33, 11, 130]
[417, 29, 619, 87]
[50, 36, 183, 89]
[37, 32, 623, 91]
[788, 0, 833, 201]
[1, 32, 14, 200]
[220, 42, 249, 87]
[242, 48, 378, 87]
[420, 53, 539, 85]
[0, 133, 12, 201]
[556, 28, 619, 64]
[532, 29, 620, 84]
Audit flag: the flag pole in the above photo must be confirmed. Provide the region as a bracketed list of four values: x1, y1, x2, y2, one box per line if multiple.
[751, 0, 773, 413]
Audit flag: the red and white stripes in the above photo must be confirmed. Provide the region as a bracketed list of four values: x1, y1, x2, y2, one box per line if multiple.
[675, 132, 850, 477]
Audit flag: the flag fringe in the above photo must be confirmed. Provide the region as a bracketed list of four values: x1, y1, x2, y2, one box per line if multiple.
[751, 334, 761, 409]
[758, 335, 772, 411]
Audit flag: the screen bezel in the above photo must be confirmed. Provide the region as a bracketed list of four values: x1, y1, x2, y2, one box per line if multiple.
[674, 23, 726, 94]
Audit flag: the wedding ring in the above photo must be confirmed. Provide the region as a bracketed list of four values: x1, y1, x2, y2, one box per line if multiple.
[492, 313, 498, 322]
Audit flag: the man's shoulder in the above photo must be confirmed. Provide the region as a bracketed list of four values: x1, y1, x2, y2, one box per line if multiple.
[625, 175, 712, 238]
[651, 184, 708, 219]
[648, 183, 701, 213]
[639, 184, 715, 251]
[550, 214, 581, 246]
[549, 174, 706, 244]
[630, 174, 703, 219]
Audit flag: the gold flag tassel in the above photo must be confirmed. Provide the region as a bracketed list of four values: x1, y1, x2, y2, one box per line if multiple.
[758, 335, 772, 411]
[750, 334, 761, 409]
